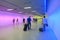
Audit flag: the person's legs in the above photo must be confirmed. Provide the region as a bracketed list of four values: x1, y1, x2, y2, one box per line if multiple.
[28, 23, 30, 30]
[29, 23, 31, 29]
[43, 24, 45, 31]
[28, 22, 31, 30]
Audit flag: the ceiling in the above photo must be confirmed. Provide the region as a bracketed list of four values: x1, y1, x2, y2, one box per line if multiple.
[0, 0, 45, 15]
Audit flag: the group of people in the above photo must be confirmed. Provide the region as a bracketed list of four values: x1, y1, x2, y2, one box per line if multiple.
[13, 18, 18, 24]
[23, 15, 48, 31]
[33, 18, 37, 22]
[23, 16, 32, 31]
[12, 15, 48, 31]
[12, 16, 32, 31]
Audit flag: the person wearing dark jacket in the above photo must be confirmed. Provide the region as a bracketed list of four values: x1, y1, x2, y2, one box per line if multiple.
[13, 18, 15, 24]
[27, 16, 31, 30]
[23, 18, 25, 23]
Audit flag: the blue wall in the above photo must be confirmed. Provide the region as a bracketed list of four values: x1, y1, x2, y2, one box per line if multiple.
[48, 7, 60, 40]
[46, 0, 51, 12]
[47, 0, 60, 40]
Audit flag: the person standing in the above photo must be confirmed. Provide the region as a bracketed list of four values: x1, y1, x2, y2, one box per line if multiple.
[23, 18, 25, 23]
[27, 16, 31, 30]
[17, 18, 18, 22]
[13, 18, 15, 24]
[42, 16, 47, 31]
[16, 18, 19, 24]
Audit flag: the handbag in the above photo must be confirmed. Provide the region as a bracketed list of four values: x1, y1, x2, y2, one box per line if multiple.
[46, 24, 48, 27]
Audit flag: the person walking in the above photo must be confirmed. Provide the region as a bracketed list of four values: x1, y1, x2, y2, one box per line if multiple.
[23, 18, 25, 23]
[13, 18, 15, 24]
[42, 16, 48, 31]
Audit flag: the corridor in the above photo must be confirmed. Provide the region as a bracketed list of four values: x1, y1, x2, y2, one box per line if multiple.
[0, 21, 57, 40]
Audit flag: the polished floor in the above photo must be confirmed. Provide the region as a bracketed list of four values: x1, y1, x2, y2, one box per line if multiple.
[0, 21, 57, 40]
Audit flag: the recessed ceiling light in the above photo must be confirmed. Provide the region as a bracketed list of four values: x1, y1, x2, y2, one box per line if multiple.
[18, 12, 22, 13]
[32, 10, 36, 12]
[7, 9, 14, 11]
[24, 7, 31, 9]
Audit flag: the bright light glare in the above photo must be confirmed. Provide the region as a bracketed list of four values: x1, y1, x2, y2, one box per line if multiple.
[18, 12, 22, 13]
[32, 10, 36, 12]
[7, 9, 14, 11]
[24, 7, 31, 9]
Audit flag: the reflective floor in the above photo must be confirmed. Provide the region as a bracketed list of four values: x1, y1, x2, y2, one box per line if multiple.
[0, 21, 57, 40]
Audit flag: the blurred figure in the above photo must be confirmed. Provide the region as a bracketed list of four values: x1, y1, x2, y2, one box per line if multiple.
[33, 18, 37, 22]
[27, 16, 31, 30]
[23, 18, 25, 23]
[16, 18, 19, 24]
[42, 16, 47, 31]
[16, 18, 18, 22]
[33, 18, 35, 22]
[13, 18, 15, 24]
[35, 18, 37, 22]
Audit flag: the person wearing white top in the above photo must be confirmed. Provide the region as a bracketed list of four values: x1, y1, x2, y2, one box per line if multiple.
[42, 16, 47, 31]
